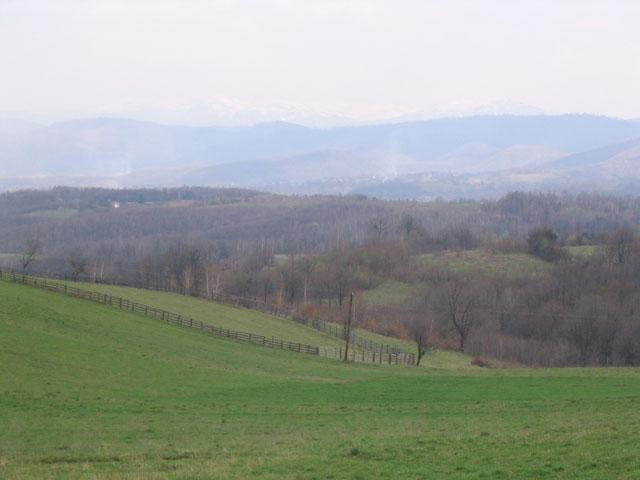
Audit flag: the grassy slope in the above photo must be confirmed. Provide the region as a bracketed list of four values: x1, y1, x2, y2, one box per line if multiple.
[65, 280, 348, 349]
[2, 280, 640, 479]
[565, 245, 602, 257]
[365, 246, 605, 308]
[417, 249, 551, 276]
[52, 279, 428, 356]
[364, 249, 550, 308]
[363, 279, 416, 307]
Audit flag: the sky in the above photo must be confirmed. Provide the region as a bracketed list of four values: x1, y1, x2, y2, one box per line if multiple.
[1, 0, 640, 125]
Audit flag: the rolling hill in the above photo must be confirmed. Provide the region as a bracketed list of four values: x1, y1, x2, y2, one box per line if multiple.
[345, 136, 640, 199]
[47, 278, 419, 357]
[3, 114, 640, 195]
[2, 278, 640, 478]
[542, 137, 640, 170]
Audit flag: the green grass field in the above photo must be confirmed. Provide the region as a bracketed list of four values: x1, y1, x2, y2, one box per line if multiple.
[50, 279, 423, 356]
[363, 250, 550, 307]
[2, 280, 640, 479]
[565, 245, 602, 257]
[358, 246, 605, 307]
[362, 279, 417, 307]
[416, 249, 551, 277]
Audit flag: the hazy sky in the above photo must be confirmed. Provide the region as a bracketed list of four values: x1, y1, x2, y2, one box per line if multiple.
[1, 0, 640, 124]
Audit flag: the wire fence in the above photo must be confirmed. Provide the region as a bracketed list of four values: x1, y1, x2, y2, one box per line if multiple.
[7, 267, 412, 356]
[0, 271, 416, 366]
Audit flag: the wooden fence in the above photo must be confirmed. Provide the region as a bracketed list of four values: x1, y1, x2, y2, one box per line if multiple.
[0, 271, 415, 366]
[9, 268, 412, 357]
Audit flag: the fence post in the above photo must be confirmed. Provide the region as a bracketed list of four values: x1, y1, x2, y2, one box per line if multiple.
[2, 273, 421, 367]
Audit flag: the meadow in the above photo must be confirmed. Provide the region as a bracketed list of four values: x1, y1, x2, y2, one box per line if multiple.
[363, 249, 551, 307]
[2, 279, 640, 479]
[44, 278, 423, 357]
[416, 249, 552, 276]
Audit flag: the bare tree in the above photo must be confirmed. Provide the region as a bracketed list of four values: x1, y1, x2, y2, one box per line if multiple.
[399, 214, 419, 242]
[440, 279, 480, 351]
[607, 227, 637, 264]
[566, 297, 605, 366]
[326, 263, 353, 308]
[409, 314, 433, 366]
[258, 268, 277, 304]
[298, 257, 315, 306]
[367, 215, 390, 244]
[67, 254, 88, 281]
[166, 243, 203, 295]
[527, 227, 566, 262]
[20, 238, 42, 272]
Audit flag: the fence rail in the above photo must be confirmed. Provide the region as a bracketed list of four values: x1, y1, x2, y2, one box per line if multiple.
[196, 290, 410, 355]
[0, 271, 415, 366]
[7, 267, 412, 356]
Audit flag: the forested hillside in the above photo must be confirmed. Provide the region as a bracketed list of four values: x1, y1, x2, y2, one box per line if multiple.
[3, 187, 640, 367]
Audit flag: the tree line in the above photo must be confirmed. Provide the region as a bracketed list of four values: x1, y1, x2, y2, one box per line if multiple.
[3, 187, 640, 367]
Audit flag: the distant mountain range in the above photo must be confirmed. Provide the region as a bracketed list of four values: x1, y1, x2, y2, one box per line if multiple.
[1, 99, 549, 128]
[2, 114, 640, 199]
[338, 137, 640, 200]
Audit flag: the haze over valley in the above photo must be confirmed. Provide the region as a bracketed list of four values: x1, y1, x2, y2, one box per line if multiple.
[2, 113, 640, 199]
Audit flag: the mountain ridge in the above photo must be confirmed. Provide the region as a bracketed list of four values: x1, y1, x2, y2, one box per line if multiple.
[3, 114, 640, 197]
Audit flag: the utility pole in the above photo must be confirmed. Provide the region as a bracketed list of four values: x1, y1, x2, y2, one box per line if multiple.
[343, 291, 354, 361]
